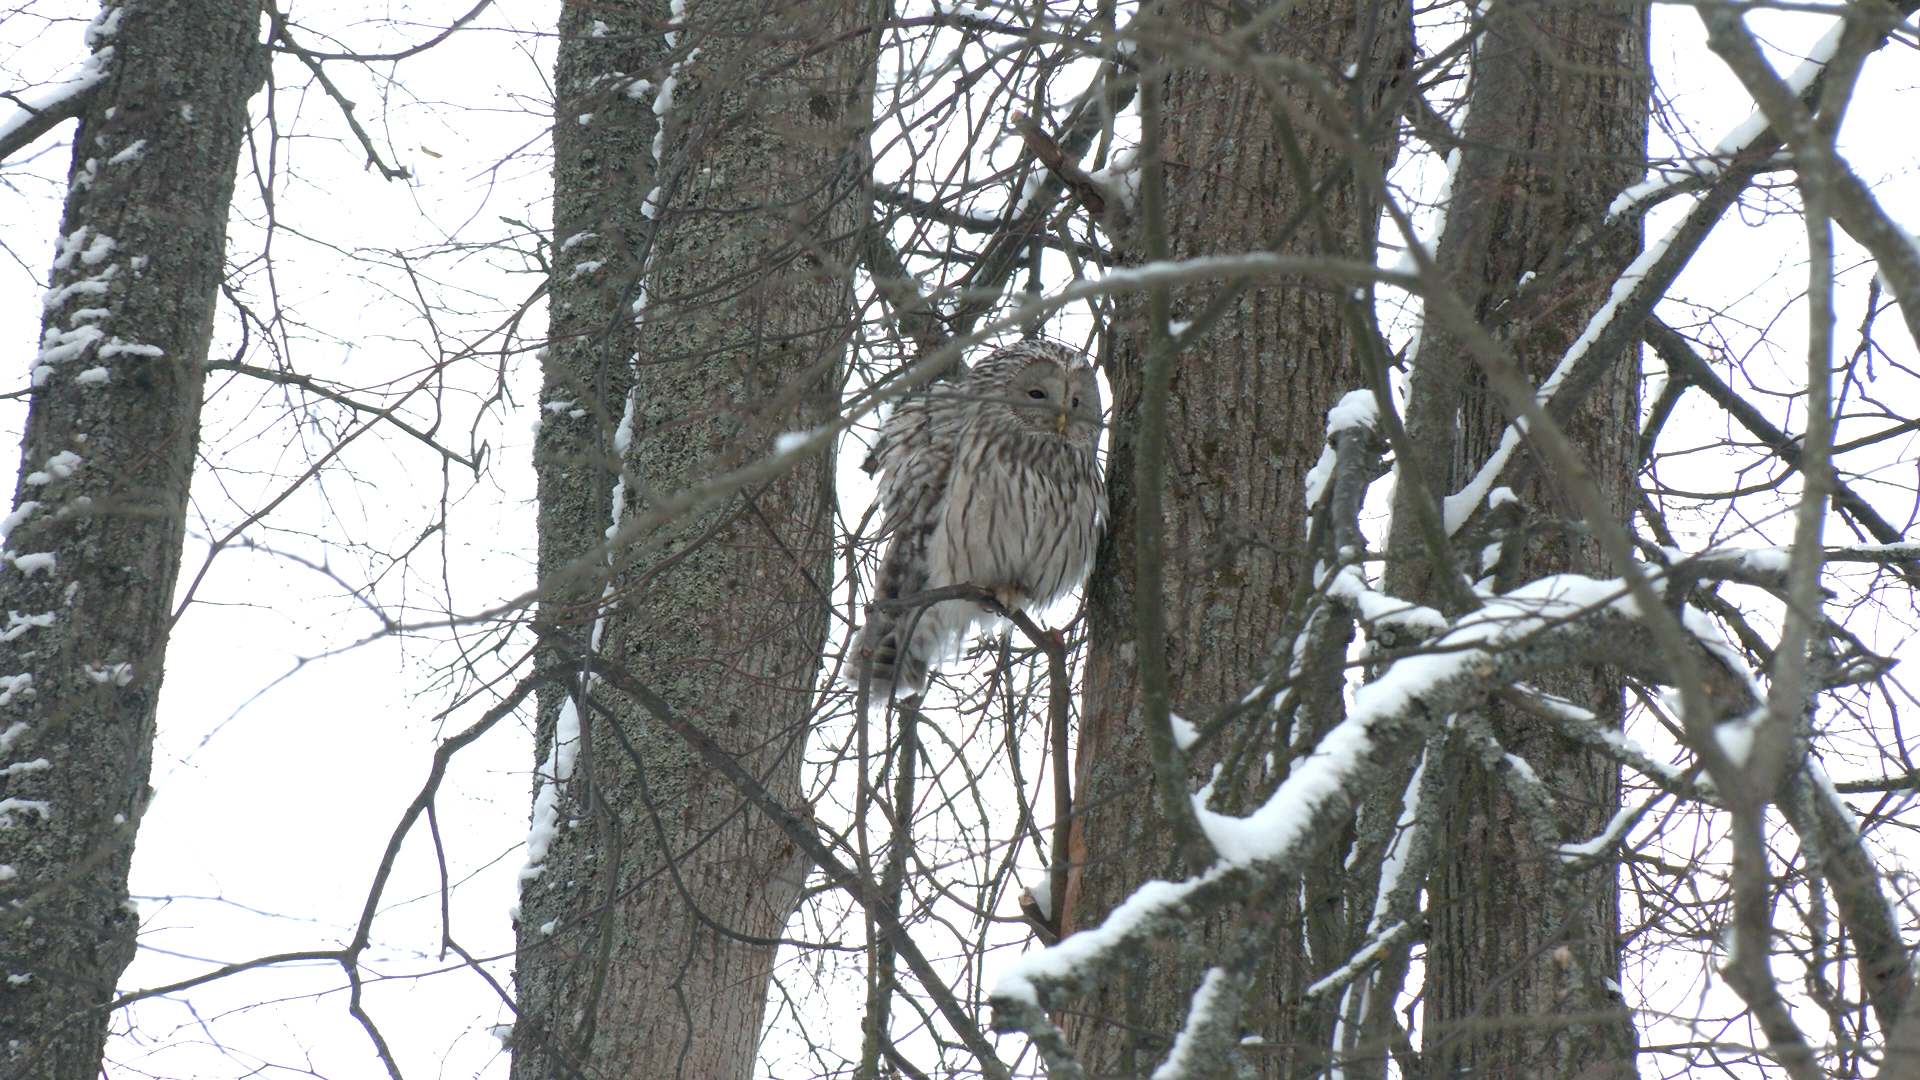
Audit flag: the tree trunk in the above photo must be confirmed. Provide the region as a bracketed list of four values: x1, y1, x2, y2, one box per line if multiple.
[1388, 2, 1648, 1075]
[1064, 3, 1409, 1077]
[0, 2, 264, 1076]
[511, 1, 875, 1076]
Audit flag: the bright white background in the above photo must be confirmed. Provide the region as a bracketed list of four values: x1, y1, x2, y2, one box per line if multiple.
[2, 1, 1918, 1076]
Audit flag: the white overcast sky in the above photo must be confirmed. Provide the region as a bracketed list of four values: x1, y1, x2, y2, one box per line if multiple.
[2, 0, 1918, 1077]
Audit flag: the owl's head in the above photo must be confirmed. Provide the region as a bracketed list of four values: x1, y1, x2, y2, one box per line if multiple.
[971, 340, 1102, 446]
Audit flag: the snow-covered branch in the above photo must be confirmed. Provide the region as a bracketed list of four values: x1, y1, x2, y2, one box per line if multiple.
[0, 33, 113, 164]
[1698, 4, 1920, 348]
[1442, 4, 1920, 547]
[991, 573, 1764, 1055]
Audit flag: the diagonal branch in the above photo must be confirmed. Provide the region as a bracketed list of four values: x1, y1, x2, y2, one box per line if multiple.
[990, 585, 1760, 1051]
[265, 2, 413, 181]
[1778, 763, 1911, 1036]
[0, 81, 97, 165]
[1698, 2, 1920, 347]
[1643, 318, 1918, 585]
[208, 360, 484, 472]
[270, 0, 494, 63]
[1441, 0, 1920, 539]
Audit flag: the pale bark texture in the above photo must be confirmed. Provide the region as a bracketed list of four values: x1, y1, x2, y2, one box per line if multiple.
[0, 2, 264, 1076]
[511, 0, 876, 1076]
[1063, 3, 1410, 1076]
[1387, 2, 1648, 1075]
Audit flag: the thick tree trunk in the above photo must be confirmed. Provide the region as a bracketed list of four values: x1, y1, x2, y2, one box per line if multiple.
[1064, 3, 1408, 1077]
[0, 2, 264, 1076]
[511, 1, 875, 1076]
[1388, 2, 1648, 1075]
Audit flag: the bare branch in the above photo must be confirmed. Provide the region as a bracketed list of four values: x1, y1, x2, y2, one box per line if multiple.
[208, 360, 484, 472]
[265, 2, 414, 181]
[1699, 1, 1920, 347]
[1644, 318, 1919, 585]
[569, 633, 1014, 1080]
[270, 0, 494, 63]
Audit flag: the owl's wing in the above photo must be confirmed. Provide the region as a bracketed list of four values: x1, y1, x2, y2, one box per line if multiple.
[864, 393, 955, 545]
[856, 392, 966, 700]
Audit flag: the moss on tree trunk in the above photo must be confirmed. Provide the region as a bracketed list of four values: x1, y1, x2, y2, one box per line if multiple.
[0, 2, 265, 1075]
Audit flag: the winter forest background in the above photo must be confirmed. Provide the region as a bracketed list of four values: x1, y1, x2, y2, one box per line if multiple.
[2, 0, 1919, 1077]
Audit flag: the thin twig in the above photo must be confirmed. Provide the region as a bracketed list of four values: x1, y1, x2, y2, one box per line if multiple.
[266, 3, 413, 181]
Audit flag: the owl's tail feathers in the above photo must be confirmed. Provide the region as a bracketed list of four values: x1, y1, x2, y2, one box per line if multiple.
[853, 596, 980, 708]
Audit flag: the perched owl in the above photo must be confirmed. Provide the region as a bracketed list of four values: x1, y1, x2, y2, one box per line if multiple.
[857, 339, 1107, 701]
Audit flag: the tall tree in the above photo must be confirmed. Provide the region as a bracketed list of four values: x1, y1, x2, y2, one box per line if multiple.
[1063, 2, 1412, 1075]
[511, 0, 878, 1074]
[1388, 3, 1647, 1073]
[0, 2, 264, 1076]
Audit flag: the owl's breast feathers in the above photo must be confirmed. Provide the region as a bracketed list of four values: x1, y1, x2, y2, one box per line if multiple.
[933, 424, 1104, 611]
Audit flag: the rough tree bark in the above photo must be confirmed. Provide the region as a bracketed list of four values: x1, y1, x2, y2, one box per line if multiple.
[1387, 1, 1648, 1075]
[0, 1, 265, 1077]
[1063, 2, 1410, 1077]
[511, 0, 876, 1076]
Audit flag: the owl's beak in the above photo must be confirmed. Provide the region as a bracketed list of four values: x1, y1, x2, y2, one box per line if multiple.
[1055, 412, 1069, 434]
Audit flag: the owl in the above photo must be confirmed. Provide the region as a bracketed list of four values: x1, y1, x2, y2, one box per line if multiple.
[857, 339, 1107, 702]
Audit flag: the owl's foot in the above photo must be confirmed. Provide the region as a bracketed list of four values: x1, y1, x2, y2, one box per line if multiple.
[987, 584, 1029, 615]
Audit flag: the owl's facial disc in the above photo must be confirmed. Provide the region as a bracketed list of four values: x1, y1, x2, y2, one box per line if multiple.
[1005, 357, 1101, 442]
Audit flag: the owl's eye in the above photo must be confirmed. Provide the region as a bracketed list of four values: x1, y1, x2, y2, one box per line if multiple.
[1071, 396, 1081, 408]
[1027, 388, 1047, 399]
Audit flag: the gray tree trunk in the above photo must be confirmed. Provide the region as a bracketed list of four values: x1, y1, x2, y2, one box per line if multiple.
[511, 1, 876, 1076]
[1387, 2, 1648, 1075]
[1064, 3, 1409, 1076]
[0, 2, 265, 1077]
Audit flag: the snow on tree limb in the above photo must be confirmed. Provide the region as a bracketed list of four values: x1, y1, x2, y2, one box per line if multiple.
[0, 37, 114, 165]
[1699, 3, 1920, 348]
[991, 572, 1764, 1055]
[1438, 1, 1920, 549]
